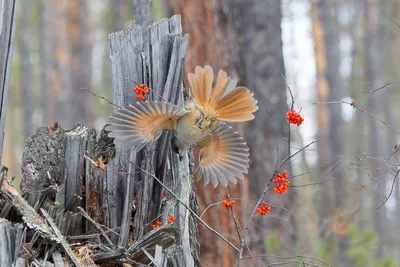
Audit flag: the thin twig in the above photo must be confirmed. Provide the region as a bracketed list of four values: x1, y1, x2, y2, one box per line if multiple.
[224, 189, 243, 241]
[81, 88, 122, 109]
[77, 207, 115, 247]
[141, 248, 160, 267]
[237, 141, 316, 267]
[312, 100, 400, 135]
[281, 72, 295, 158]
[117, 158, 240, 251]
[361, 82, 397, 94]
[266, 260, 321, 267]
[376, 169, 400, 210]
[241, 253, 333, 267]
[117, 75, 170, 103]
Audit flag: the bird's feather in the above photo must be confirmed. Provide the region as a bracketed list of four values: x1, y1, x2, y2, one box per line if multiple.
[105, 101, 187, 151]
[188, 65, 258, 122]
[215, 87, 259, 122]
[197, 122, 250, 187]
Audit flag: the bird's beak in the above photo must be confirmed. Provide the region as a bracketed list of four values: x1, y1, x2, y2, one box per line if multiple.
[179, 155, 184, 161]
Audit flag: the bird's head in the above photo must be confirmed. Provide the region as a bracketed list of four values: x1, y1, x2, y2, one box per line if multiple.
[194, 105, 218, 130]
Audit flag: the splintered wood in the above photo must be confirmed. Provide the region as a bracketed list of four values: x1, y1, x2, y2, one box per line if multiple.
[0, 15, 200, 267]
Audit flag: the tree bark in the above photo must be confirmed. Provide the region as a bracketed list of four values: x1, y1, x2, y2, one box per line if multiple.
[0, 219, 15, 266]
[168, 2, 240, 266]
[224, 0, 288, 261]
[20, 0, 33, 140]
[0, 0, 17, 160]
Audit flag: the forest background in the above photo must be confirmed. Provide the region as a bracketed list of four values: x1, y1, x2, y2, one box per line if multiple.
[4, 0, 400, 266]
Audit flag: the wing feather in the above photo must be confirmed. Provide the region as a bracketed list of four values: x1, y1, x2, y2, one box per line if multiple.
[197, 122, 250, 187]
[105, 101, 186, 151]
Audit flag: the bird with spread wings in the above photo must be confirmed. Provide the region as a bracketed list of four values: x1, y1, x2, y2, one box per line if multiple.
[105, 65, 258, 187]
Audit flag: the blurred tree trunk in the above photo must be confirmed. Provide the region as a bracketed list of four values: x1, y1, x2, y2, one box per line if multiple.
[168, 0, 227, 72]
[393, 2, 400, 261]
[224, 0, 288, 260]
[20, 0, 33, 140]
[311, 1, 348, 263]
[133, 0, 152, 27]
[51, 1, 73, 128]
[40, 0, 93, 128]
[39, 0, 55, 125]
[380, 0, 397, 257]
[168, 2, 239, 266]
[68, 0, 93, 127]
[363, 0, 386, 256]
[311, 0, 334, 222]
[113, 0, 124, 30]
[40, 0, 72, 127]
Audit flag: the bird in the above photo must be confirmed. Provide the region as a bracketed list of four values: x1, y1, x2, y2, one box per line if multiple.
[105, 65, 258, 187]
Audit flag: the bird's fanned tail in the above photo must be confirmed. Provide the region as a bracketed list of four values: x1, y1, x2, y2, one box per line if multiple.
[197, 122, 250, 187]
[188, 65, 258, 123]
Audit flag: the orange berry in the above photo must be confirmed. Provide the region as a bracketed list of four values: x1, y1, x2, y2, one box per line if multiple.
[152, 221, 163, 230]
[168, 216, 176, 224]
[257, 201, 271, 215]
[287, 110, 304, 126]
[273, 171, 290, 194]
[136, 94, 145, 101]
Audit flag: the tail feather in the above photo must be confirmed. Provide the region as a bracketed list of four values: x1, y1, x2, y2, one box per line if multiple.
[208, 70, 229, 107]
[188, 65, 258, 122]
[195, 67, 205, 105]
[203, 65, 214, 103]
[215, 87, 258, 122]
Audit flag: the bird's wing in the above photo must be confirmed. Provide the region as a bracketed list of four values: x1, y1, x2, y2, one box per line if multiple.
[105, 101, 187, 151]
[197, 122, 250, 187]
[188, 65, 258, 122]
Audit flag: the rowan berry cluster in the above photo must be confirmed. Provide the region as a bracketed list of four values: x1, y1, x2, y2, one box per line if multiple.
[134, 84, 150, 101]
[222, 200, 236, 208]
[287, 110, 304, 126]
[256, 201, 271, 215]
[152, 221, 163, 230]
[151, 215, 176, 230]
[273, 170, 290, 194]
[167, 216, 176, 224]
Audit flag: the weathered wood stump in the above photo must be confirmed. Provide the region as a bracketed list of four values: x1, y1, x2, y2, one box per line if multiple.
[0, 15, 201, 267]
